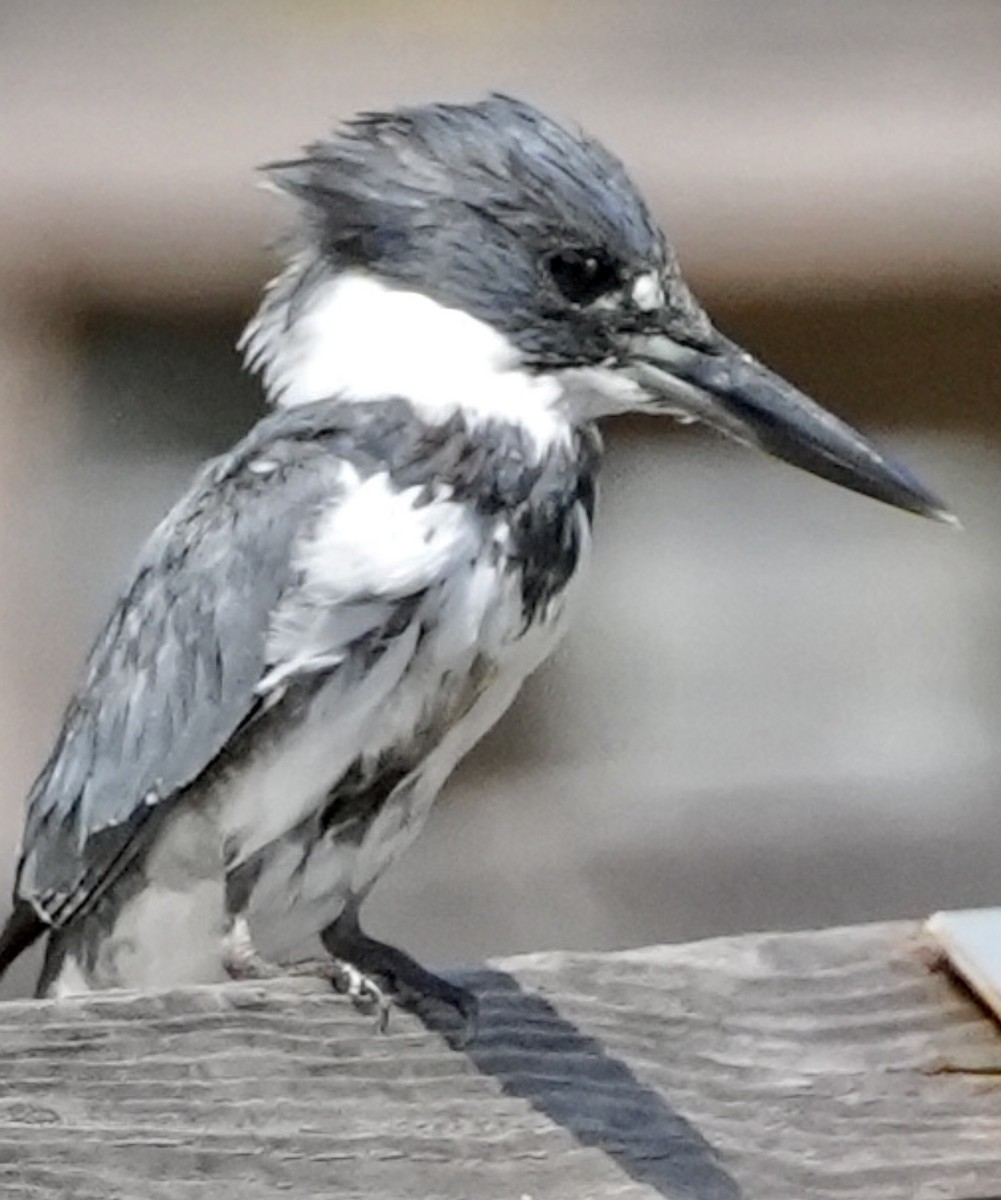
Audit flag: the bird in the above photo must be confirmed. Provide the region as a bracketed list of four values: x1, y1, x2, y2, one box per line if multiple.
[0, 95, 951, 1031]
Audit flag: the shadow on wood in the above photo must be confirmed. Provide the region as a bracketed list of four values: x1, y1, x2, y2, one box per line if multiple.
[3, 921, 1001, 1198]
[457, 966, 740, 1198]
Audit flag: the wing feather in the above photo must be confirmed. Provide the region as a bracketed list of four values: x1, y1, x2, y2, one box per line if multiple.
[17, 408, 346, 923]
[16, 398, 484, 927]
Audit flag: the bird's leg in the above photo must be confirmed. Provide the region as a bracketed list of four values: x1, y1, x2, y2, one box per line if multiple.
[221, 915, 283, 981]
[221, 914, 391, 1026]
[320, 903, 479, 1044]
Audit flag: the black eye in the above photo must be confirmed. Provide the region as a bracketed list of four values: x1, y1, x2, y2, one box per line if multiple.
[545, 249, 620, 306]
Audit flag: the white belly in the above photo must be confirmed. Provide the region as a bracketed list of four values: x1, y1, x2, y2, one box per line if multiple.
[239, 514, 591, 954]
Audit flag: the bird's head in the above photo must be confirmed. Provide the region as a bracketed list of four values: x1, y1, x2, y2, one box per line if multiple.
[242, 94, 951, 521]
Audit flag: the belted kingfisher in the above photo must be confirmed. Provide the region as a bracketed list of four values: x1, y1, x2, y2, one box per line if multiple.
[0, 96, 950, 1026]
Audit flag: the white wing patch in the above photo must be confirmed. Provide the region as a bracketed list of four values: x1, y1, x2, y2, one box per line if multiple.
[301, 467, 470, 599]
[259, 467, 476, 693]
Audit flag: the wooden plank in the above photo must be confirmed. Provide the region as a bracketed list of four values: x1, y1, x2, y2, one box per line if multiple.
[1, 921, 1000, 1199]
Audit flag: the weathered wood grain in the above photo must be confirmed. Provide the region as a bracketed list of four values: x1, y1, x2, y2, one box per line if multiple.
[1, 921, 1000, 1200]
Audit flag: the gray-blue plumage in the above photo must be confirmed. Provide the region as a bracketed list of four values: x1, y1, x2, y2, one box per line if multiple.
[266, 95, 668, 367]
[20, 418, 340, 927]
[0, 94, 950, 1011]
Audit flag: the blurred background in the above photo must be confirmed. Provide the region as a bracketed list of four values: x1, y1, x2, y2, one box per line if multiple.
[1, 0, 999, 998]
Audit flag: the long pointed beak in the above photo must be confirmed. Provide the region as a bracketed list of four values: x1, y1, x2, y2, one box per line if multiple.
[627, 331, 955, 523]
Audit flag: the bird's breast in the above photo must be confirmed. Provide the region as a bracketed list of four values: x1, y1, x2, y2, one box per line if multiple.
[220, 411, 601, 953]
[233, 498, 593, 954]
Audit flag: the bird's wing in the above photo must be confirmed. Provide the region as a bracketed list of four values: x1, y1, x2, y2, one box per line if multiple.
[17, 400, 477, 927]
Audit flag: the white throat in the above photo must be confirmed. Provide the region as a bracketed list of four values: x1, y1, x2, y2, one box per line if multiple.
[240, 265, 566, 447]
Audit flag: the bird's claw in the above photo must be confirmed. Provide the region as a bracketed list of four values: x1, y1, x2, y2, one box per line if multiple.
[280, 957, 390, 1030]
[321, 917, 479, 1045]
[325, 959, 393, 1032]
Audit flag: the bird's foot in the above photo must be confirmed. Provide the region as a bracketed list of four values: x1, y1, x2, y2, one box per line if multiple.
[322, 913, 478, 1045]
[221, 917, 391, 1025]
[220, 916, 388, 1022]
[287, 957, 392, 1031]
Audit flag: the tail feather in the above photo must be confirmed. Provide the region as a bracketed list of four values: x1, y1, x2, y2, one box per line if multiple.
[0, 901, 48, 980]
